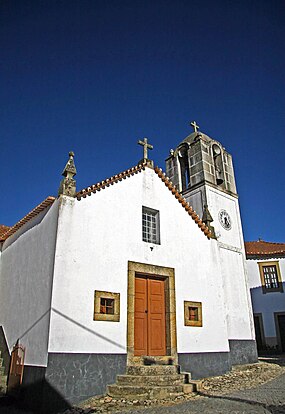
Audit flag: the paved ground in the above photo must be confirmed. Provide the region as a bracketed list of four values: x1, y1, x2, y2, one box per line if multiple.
[0, 356, 285, 414]
[117, 373, 285, 413]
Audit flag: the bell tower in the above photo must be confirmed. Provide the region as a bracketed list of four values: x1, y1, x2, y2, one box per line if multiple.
[166, 123, 256, 358]
[165, 122, 239, 244]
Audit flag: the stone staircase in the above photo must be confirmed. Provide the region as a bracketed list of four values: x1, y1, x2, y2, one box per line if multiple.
[107, 359, 201, 400]
[0, 350, 7, 395]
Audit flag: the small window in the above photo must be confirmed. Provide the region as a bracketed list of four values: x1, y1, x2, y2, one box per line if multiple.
[188, 306, 199, 321]
[94, 291, 120, 321]
[184, 301, 202, 327]
[142, 206, 160, 244]
[100, 298, 115, 315]
[258, 261, 283, 294]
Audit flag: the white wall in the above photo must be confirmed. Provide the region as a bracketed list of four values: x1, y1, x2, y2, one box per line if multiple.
[204, 185, 255, 341]
[0, 201, 59, 366]
[48, 168, 235, 356]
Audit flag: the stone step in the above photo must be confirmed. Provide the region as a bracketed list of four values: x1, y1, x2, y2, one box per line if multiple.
[126, 365, 179, 376]
[117, 374, 187, 386]
[133, 356, 176, 366]
[107, 384, 187, 399]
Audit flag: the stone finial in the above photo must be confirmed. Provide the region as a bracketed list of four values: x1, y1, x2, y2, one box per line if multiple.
[202, 204, 216, 239]
[58, 151, 77, 197]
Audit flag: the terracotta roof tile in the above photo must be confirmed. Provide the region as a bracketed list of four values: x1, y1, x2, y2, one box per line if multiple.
[76, 164, 211, 239]
[76, 163, 146, 199]
[0, 225, 10, 238]
[0, 196, 56, 242]
[154, 167, 211, 238]
[245, 240, 285, 259]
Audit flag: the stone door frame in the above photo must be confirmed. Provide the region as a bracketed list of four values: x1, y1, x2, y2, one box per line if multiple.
[127, 261, 177, 366]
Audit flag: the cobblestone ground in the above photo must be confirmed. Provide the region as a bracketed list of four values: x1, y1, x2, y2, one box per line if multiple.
[116, 373, 285, 414]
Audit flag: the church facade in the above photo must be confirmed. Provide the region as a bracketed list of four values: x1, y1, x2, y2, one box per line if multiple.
[0, 125, 257, 409]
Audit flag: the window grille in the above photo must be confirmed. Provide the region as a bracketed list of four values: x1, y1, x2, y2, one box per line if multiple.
[142, 207, 160, 244]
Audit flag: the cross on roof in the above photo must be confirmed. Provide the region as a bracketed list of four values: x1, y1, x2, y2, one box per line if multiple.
[190, 121, 200, 133]
[138, 137, 153, 160]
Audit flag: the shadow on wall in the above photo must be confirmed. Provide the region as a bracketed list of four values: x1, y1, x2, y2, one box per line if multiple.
[0, 379, 72, 414]
[250, 282, 285, 311]
[250, 283, 285, 353]
[0, 306, 127, 413]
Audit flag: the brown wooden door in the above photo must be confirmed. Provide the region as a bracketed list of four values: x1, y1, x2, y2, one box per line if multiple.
[134, 276, 166, 356]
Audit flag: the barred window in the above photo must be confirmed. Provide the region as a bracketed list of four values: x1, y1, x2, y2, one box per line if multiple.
[263, 266, 279, 289]
[142, 207, 160, 244]
[100, 298, 115, 315]
[258, 261, 283, 294]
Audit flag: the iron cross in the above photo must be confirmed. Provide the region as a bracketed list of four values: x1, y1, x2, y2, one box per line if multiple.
[138, 137, 153, 159]
[190, 121, 200, 133]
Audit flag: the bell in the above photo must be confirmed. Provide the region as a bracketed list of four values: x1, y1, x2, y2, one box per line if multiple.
[215, 167, 224, 185]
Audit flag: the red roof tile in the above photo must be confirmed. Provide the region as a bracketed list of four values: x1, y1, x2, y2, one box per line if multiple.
[0, 225, 10, 238]
[0, 197, 56, 242]
[245, 240, 285, 259]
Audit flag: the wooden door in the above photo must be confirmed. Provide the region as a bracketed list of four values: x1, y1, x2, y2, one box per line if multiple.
[134, 276, 166, 356]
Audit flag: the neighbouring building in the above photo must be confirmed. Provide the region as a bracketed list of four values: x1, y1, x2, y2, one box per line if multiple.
[0, 124, 257, 411]
[245, 240, 285, 352]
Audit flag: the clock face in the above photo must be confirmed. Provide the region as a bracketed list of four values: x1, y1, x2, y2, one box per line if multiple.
[218, 209, 232, 230]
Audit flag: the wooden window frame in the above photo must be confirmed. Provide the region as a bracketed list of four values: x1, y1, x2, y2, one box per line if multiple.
[94, 290, 120, 322]
[184, 301, 202, 327]
[258, 261, 283, 294]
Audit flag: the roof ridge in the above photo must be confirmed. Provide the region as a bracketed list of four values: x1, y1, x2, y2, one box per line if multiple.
[245, 241, 285, 246]
[154, 167, 211, 238]
[75, 163, 211, 239]
[0, 196, 56, 241]
[76, 163, 147, 200]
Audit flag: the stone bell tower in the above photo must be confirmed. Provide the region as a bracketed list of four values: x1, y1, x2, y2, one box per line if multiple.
[165, 121, 238, 240]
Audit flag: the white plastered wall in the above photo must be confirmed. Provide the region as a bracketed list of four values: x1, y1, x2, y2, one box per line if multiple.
[48, 167, 231, 356]
[205, 186, 255, 340]
[0, 201, 59, 366]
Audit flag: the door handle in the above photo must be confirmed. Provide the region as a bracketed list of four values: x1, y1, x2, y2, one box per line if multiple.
[145, 310, 148, 313]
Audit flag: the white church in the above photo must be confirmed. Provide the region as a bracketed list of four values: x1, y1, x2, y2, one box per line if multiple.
[0, 124, 257, 411]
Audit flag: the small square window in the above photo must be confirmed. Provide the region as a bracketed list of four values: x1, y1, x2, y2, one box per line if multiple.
[100, 298, 115, 315]
[94, 291, 120, 322]
[258, 261, 283, 294]
[188, 306, 199, 321]
[142, 206, 160, 244]
[184, 301, 202, 327]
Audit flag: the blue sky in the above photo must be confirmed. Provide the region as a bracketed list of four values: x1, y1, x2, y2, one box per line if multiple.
[1, 0, 284, 242]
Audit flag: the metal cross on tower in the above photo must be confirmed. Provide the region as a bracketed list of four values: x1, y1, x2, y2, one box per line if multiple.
[190, 121, 200, 133]
[138, 137, 153, 160]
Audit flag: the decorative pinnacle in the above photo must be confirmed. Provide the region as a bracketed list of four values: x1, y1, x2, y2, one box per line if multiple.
[62, 151, 77, 178]
[190, 120, 200, 133]
[138, 137, 153, 160]
[202, 204, 216, 239]
[58, 151, 77, 197]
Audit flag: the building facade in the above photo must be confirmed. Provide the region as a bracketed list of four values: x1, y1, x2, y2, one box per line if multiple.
[245, 240, 285, 352]
[0, 126, 257, 411]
